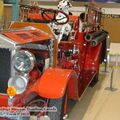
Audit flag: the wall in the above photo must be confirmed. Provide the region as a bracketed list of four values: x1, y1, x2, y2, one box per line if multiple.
[40, 5, 120, 15]
[102, 18, 120, 43]
[4, 4, 12, 29]
[0, 0, 4, 28]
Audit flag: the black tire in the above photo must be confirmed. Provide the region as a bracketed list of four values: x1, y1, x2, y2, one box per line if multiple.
[48, 93, 66, 120]
[89, 74, 99, 87]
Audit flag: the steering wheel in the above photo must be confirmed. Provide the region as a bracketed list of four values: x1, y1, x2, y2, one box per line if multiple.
[20, 5, 69, 24]
[41, 8, 69, 25]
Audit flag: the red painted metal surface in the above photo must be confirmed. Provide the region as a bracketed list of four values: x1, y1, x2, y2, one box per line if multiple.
[0, 95, 8, 107]
[0, 118, 9, 120]
[84, 43, 102, 71]
[2, 29, 50, 44]
[78, 70, 97, 98]
[35, 68, 78, 99]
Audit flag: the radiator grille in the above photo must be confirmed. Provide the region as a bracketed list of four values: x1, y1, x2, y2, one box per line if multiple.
[0, 48, 11, 93]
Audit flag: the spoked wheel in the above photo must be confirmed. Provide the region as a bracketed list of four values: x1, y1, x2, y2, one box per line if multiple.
[26, 91, 67, 120]
[47, 91, 67, 120]
[26, 98, 47, 119]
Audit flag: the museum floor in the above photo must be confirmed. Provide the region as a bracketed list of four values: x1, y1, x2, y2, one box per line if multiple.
[69, 67, 120, 120]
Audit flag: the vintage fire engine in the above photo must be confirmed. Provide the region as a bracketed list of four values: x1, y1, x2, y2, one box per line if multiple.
[0, 1, 108, 120]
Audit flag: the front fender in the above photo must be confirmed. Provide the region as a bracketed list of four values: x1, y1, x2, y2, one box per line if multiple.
[36, 68, 77, 99]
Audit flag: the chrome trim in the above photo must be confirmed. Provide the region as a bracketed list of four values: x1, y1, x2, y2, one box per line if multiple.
[0, 34, 18, 49]
[8, 75, 29, 94]
[12, 50, 36, 73]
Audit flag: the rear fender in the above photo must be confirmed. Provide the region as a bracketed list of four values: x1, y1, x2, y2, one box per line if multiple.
[35, 68, 78, 99]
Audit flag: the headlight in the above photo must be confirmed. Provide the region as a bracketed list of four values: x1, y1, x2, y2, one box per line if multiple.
[13, 50, 35, 73]
[8, 75, 28, 94]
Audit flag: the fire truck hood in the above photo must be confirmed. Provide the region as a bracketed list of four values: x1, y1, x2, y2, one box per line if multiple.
[0, 26, 51, 49]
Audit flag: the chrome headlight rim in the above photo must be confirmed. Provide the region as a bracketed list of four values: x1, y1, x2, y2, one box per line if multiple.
[8, 75, 28, 94]
[12, 50, 36, 73]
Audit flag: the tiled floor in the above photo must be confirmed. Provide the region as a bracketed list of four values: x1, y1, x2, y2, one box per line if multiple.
[69, 67, 120, 120]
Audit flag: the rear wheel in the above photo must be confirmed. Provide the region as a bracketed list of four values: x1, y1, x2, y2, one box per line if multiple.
[89, 74, 99, 87]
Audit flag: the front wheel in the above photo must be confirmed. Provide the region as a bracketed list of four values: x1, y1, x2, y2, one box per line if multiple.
[48, 93, 67, 120]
